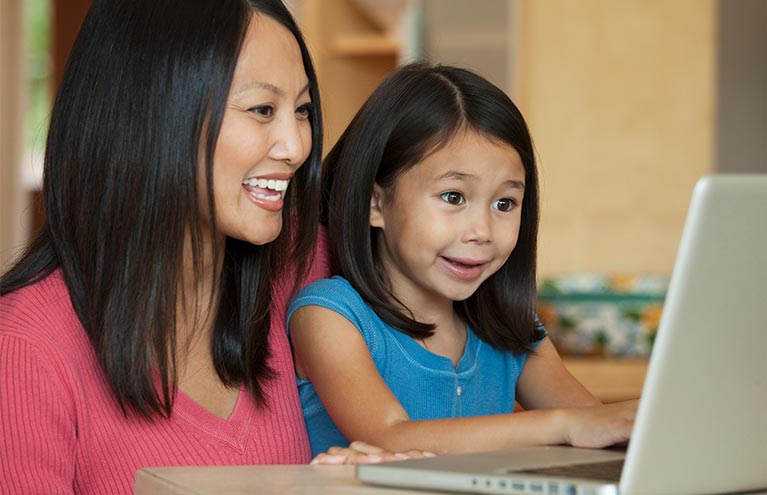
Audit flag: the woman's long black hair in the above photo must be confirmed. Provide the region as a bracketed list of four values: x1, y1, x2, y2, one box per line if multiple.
[323, 63, 542, 353]
[0, 0, 323, 418]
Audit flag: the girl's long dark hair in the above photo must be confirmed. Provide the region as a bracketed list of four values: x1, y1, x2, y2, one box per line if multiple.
[0, 0, 323, 418]
[323, 63, 542, 353]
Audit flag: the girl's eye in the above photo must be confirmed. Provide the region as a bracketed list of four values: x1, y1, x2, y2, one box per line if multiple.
[440, 191, 465, 205]
[296, 103, 312, 120]
[249, 105, 274, 118]
[494, 198, 516, 212]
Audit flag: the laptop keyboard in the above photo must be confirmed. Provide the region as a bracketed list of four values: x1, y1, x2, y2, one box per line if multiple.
[513, 459, 624, 482]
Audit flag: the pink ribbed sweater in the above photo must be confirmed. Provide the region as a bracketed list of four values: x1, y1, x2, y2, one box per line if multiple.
[0, 239, 328, 494]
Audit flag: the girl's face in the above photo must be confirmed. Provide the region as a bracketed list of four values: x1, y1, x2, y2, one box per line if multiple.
[370, 130, 526, 311]
[204, 13, 312, 246]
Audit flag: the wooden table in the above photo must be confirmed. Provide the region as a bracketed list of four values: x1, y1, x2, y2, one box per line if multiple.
[135, 463, 767, 495]
[135, 464, 445, 495]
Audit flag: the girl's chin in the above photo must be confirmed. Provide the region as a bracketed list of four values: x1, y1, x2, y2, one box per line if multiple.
[439, 281, 485, 302]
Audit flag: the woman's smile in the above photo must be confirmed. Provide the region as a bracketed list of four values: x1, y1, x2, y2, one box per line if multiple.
[242, 174, 293, 212]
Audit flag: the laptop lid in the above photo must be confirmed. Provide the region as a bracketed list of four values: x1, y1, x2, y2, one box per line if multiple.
[619, 174, 767, 494]
[356, 175, 767, 495]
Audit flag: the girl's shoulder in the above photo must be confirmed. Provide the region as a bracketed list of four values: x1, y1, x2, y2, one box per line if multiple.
[287, 276, 383, 338]
[291, 275, 361, 304]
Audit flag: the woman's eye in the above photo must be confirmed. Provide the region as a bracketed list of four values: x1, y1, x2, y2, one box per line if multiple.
[494, 198, 516, 212]
[296, 103, 312, 120]
[440, 191, 465, 205]
[249, 105, 274, 118]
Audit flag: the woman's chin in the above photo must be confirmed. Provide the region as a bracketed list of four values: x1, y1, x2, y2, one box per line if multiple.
[235, 222, 283, 246]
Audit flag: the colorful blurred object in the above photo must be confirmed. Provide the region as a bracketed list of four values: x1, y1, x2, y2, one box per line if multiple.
[537, 274, 668, 357]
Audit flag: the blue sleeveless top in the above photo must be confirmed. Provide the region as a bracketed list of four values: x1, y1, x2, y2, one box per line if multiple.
[287, 276, 544, 457]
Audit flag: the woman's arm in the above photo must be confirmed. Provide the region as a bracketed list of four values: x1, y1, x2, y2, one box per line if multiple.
[290, 306, 635, 455]
[0, 335, 76, 494]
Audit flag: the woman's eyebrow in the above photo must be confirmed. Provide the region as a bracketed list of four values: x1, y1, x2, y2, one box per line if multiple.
[232, 81, 310, 100]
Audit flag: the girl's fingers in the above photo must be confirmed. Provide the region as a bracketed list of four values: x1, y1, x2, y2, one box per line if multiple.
[403, 449, 437, 458]
[310, 453, 348, 465]
[347, 440, 386, 455]
[312, 442, 440, 465]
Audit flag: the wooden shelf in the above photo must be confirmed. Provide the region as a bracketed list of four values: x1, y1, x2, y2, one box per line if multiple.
[330, 34, 400, 57]
[296, 0, 402, 148]
[562, 357, 648, 403]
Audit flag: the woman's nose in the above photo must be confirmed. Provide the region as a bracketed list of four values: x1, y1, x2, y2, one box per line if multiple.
[268, 116, 310, 166]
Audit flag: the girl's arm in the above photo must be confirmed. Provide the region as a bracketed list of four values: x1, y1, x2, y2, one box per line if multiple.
[290, 305, 635, 455]
[515, 337, 602, 409]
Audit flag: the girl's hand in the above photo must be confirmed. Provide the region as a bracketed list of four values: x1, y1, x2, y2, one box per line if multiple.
[562, 399, 639, 449]
[310, 440, 436, 465]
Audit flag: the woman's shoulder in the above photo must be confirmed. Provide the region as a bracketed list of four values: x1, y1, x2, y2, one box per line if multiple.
[0, 269, 87, 352]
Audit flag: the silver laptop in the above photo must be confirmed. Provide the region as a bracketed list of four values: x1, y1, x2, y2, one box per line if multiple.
[357, 175, 767, 495]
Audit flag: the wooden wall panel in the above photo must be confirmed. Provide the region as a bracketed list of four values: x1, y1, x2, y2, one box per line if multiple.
[517, 0, 717, 276]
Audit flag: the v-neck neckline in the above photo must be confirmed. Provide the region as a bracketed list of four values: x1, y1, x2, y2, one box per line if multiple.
[150, 369, 254, 450]
[173, 383, 253, 449]
[389, 325, 480, 373]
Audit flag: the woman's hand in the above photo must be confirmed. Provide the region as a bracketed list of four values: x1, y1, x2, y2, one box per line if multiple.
[310, 440, 436, 465]
[561, 399, 638, 449]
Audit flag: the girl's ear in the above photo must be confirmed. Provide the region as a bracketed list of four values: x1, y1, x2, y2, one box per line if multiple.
[369, 183, 385, 228]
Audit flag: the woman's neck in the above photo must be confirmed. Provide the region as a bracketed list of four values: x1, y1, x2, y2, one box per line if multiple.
[175, 233, 225, 367]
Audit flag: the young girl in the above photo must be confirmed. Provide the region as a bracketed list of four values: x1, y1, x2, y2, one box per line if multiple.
[288, 63, 637, 457]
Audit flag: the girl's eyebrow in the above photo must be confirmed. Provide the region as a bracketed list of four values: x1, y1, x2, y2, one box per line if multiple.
[504, 179, 526, 190]
[436, 170, 472, 182]
[232, 81, 311, 100]
[436, 170, 525, 189]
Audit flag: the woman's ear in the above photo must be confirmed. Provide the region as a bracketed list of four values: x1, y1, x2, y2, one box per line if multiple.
[369, 183, 385, 228]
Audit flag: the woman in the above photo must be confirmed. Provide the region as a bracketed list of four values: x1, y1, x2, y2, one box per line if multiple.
[0, 1, 398, 493]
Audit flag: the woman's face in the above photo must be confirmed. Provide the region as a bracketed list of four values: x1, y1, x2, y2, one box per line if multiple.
[205, 13, 312, 246]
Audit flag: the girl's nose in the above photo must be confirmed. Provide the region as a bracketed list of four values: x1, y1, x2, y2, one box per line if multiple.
[268, 117, 310, 166]
[462, 208, 493, 244]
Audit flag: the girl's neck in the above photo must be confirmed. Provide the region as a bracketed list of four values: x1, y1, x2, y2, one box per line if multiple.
[375, 246, 469, 365]
[382, 262, 456, 327]
[383, 270, 468, 365]
[418, 311, 468, 368]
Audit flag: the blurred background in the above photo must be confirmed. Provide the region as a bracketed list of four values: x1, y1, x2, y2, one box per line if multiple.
[1, 0, 764, 396]
[0, 0, 767, 354]
[3, 0, 766, 274]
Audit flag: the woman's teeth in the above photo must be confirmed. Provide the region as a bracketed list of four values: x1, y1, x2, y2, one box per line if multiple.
[242, 178, 289, 191]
